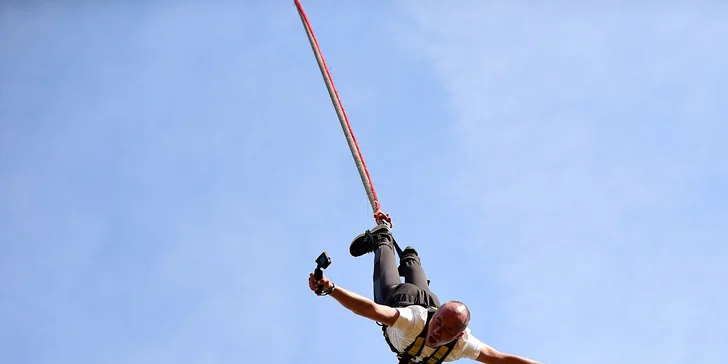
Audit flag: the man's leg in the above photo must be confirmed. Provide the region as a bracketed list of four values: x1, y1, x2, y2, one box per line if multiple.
[349, 224, 402, 305]
[398, 246, 441, 307]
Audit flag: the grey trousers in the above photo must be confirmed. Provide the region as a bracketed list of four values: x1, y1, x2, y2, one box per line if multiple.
[373, 240, 441, 308]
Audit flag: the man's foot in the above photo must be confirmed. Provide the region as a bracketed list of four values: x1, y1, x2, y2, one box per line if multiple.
[402, 246, 418, 257]
[398, 246, 422, 277]
[349, 223, 392, 257]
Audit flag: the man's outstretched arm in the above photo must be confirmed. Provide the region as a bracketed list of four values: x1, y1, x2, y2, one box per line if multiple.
[476, 343, 542, 364]
[309, 272, 400, 326]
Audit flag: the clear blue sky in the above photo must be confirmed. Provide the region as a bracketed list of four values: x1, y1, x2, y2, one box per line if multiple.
[2, 1, 726, 363]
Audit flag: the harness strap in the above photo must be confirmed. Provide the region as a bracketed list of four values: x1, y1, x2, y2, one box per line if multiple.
[396, 308, 435, 364]
[423, 339, 457, 364]
[382, 307, 458, 364]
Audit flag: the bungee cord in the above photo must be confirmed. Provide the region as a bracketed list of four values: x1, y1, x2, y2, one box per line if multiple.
[294, 0, 393, 229]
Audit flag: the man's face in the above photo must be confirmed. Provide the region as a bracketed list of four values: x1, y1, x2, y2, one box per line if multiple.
[425, 310, 466, 347]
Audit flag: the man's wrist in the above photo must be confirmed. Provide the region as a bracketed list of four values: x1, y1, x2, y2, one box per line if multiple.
[320, 282, 336, 296]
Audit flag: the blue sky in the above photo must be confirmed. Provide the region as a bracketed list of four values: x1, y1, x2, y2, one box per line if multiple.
[1, 1, 726, 363]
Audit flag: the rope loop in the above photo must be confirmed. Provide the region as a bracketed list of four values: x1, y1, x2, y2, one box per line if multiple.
[374, 210, 393, 229]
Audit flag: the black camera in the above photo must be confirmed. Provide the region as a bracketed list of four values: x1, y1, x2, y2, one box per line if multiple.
[316, 252, 331, 269]
[313, 251, 332, 295]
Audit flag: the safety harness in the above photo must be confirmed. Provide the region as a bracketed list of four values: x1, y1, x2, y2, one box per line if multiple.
[381, 307, 458, 364]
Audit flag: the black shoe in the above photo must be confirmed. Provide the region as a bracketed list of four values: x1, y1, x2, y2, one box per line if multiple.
[402, 246, 418, 257]
[398, 246, 422, 277]
[349, 223, 392, 257]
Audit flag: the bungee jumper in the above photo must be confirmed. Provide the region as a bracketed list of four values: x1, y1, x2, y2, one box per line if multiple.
[307, 224, 542, 364]
[295, 1, 542, 363]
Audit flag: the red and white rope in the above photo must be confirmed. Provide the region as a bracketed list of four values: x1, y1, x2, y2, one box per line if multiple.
[294, 0, 392, 227]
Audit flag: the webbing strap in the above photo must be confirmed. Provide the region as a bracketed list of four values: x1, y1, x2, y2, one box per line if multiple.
[395, 308, 458, 364]
[399, 341, 457, 364]
[424, 340, 457, 364]
[403, 335, 427, 358]
[391, 310, 433, 363]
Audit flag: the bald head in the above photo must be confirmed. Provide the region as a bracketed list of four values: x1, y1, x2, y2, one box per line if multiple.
[439, 301, 471, 329]
[425, 300, 471, 347]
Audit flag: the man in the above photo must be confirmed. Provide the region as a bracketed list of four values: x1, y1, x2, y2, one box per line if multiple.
[308, 223, 542, 364]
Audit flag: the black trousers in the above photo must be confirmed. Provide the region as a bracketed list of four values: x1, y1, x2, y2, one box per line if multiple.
[373, 240, 441, 309]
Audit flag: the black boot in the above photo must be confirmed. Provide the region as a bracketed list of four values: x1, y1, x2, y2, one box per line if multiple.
[349, 223, 392, 257]
[398, 246, 432, 287]
[401, 246, 419, 258]
[398, 246, 421, 275]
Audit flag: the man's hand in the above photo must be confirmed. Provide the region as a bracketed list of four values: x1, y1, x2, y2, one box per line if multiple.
[308, 272, 334, 295]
